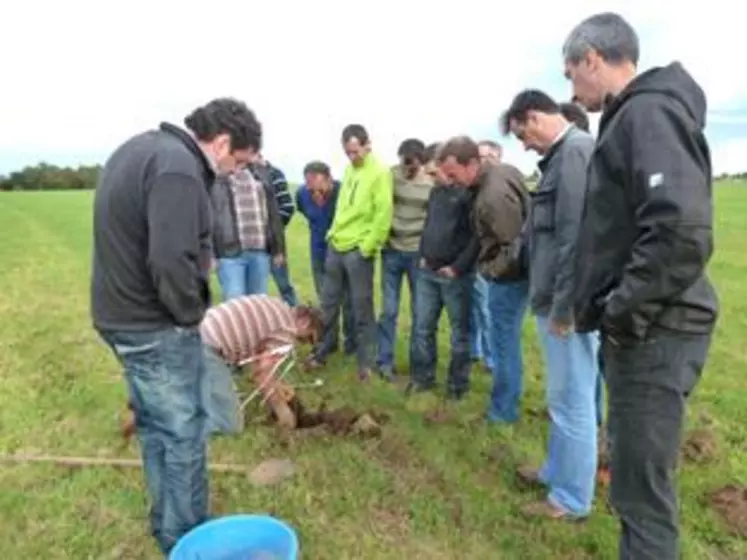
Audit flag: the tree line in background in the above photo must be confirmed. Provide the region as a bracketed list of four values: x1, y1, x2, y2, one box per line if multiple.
[0, 162, 102, 191]
[0, 162, 745, 192]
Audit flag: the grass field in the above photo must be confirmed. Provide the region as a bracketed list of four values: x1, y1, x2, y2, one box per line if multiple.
[0, 181, 745, 559]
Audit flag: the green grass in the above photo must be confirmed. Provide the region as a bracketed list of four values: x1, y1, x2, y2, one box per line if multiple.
[0, 181, 745, 559]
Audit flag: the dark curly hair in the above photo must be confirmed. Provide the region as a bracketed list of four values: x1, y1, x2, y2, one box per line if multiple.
[184, 97, 263, 151]
[294, 304, 324, 344]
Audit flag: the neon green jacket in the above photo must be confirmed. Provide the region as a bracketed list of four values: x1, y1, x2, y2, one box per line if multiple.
[326, 153, 394, 257]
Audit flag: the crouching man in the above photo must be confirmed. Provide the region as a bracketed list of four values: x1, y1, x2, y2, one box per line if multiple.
[122, 295, 322, 438]
[200, 294, 323, 432]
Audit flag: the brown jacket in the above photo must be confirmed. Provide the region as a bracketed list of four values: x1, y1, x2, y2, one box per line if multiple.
[473, 163, 530, 281]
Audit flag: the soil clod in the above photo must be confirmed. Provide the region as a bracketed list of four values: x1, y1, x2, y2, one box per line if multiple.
[708, 484, 747, 537]
[682, 428, 718, 464]
[423, 407, 453, 425]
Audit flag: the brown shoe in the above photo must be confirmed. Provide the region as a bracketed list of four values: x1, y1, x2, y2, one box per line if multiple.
[520, 500, 586, 522]
[516, 465, 543, 487]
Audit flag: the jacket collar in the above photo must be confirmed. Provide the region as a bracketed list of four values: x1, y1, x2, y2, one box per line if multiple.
[537, 125, 576, 173]
[159, 122, 216, 186]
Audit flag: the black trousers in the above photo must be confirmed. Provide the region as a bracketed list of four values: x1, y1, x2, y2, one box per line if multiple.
[313, 248, 375, 371]
[603, 328, 712, 560]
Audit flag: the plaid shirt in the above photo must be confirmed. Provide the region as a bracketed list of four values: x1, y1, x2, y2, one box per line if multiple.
[230, 169, 267, 251]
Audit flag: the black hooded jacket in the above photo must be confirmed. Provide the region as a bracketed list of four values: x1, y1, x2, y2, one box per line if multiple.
[573, 62, 719, 341]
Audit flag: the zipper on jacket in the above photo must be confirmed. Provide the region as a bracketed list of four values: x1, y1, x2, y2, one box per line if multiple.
[348, 179, 360, 206]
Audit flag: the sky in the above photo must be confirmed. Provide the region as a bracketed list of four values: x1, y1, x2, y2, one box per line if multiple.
[1, 0, 745, 180]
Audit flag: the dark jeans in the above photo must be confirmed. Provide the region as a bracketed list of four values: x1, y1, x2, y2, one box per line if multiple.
[603, 328, 712, 560]
[313, 248, 375, 371]
[311, 257, 355, 354]
[271, 260, 298, 306]
[410, 268, 472, 395]
[98, 326, 209, 555]
[377, 248, 419, 371]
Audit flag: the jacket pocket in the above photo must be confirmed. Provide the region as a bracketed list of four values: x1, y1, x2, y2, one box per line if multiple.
[530, 188, 556, 232]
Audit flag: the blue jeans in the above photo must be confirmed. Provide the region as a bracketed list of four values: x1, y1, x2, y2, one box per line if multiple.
[377, 249, 419, 371]
[271, 261, 298, 306]
[98, 326, 209, 555]
[311, 257, 355, 354]
[535, 315, 600, 516]
[596, 358, 605, 427]
[485, 279, 528, 423]
[202, 345, 243, 435]
[410, 268, 472, 395]
[469, 274, 494, 368]
[217, 250, 271, 300]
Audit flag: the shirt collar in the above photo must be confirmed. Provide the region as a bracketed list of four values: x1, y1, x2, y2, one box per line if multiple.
[183, 126, 218, 174]
[550, 123, 573, 147]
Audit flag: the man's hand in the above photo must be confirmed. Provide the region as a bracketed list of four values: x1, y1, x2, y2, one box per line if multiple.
[438, 266, 457, 278]
[549, 319, 573, 337]
[272, 254, 285, 267]
[419, 258, 427, 269]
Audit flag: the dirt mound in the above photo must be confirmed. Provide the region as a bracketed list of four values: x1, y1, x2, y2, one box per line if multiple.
[682, 428, 718, 464]
[708, 484, 747, 537]
[288, 397, 388, 438]
[423, 407, 454, 425]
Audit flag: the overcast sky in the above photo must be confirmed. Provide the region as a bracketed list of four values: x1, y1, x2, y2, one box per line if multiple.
[1, 0, 744, 180]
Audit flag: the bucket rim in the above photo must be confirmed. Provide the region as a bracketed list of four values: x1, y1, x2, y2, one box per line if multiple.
[168, 513, 299, 558]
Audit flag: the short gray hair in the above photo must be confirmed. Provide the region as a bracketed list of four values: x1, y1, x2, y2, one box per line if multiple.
[563, 12, 639, 65]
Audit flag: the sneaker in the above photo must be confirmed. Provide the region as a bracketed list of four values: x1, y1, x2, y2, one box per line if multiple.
[358, 369, 371, 382]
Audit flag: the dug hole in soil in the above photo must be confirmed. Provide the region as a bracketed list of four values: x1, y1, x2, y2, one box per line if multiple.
[270, 397, 390, 438]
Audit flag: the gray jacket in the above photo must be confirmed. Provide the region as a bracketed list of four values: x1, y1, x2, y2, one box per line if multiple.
[528, 126, 594, 324]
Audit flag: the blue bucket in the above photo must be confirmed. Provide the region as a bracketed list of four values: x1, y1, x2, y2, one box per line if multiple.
[168, 514, 299, 560]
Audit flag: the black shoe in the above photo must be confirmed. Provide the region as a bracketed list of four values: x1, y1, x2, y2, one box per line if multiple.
[376, 365, 396, 382]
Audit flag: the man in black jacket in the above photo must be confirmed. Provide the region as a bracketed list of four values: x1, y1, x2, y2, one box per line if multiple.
[408, 142, 478, 399]
[91, 98, 262, 555]
[563, 13, 718, 559]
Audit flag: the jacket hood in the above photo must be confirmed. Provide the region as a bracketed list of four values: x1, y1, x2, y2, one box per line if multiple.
[602, 62, 707, 131]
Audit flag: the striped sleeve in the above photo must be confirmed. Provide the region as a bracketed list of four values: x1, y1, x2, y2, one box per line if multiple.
[269, 165, 294, 225]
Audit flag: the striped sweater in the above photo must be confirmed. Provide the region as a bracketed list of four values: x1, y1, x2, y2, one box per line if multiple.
[266, 161, 295, 225]
[200, 294, 297, 364]
[387, 166, 434, 252]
